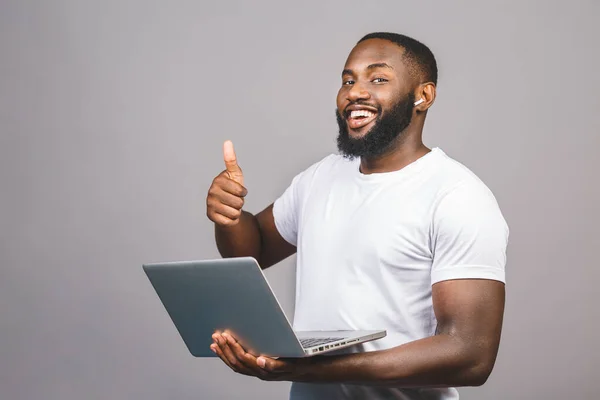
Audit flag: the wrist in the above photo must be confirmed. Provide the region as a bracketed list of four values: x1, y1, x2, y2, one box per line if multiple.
[290, 355, 320, 382]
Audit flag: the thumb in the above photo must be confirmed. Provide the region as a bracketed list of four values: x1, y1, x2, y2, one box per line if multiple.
[223, 140, 244, 186]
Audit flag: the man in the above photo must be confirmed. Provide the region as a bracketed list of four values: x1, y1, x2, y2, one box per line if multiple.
[205, 32, 508, 399]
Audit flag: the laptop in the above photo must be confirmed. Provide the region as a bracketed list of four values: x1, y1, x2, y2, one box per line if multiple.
[143, 257, 386, 357]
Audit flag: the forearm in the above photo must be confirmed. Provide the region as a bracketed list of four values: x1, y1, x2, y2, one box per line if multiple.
[215, 211, 262, 260]
[298, 334, 491, 388]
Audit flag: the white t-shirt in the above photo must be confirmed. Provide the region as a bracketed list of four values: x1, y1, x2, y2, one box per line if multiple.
[273, 148, 509, 400]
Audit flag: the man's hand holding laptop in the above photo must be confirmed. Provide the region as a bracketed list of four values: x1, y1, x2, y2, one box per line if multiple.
[210, 331, 310, 381]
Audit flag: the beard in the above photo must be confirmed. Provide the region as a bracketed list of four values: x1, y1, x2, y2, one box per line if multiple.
[336, 92, 416, 159]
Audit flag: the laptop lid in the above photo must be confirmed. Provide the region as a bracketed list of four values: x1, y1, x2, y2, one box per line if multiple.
[143, 257, 306, 358]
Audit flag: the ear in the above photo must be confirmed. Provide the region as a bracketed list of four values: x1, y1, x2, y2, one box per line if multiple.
[414, 82, 436, 112]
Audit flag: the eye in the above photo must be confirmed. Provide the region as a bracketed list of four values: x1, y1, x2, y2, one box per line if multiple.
[342, 79, 355, 85]
[372, 77, 388, 83]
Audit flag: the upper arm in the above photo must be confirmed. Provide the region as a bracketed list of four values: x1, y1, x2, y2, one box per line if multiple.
[432, 279, 505, 377]
[429, 179, 509, 378]
[255, 203, 296, 269]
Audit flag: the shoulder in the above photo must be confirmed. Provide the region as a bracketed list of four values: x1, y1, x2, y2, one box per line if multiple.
[429, 149, 501, 208]
[428, 149, 508, 232]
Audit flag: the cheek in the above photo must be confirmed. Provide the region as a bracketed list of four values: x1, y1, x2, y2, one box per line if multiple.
[376, 93, 399, 111]
[336, 89, 346, 109]
[370, 88, 391, 102]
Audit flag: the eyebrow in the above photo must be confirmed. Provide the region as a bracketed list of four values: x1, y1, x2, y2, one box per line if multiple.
[342, 63, 394, 76]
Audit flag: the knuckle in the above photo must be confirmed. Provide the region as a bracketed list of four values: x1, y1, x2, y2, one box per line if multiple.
[217, 217, 230, 226]
[207, 187, 218, 198]
[212, 177, 225, 188]
[215, 216, 230, 226]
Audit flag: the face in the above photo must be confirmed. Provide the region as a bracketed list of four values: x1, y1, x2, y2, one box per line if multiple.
[336, 39, 416, 159]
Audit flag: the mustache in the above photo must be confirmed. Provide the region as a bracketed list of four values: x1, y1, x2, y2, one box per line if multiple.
[345, 101, 381, 111]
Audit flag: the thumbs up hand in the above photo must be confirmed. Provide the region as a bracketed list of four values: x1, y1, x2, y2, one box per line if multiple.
[206, 141, 248, 227]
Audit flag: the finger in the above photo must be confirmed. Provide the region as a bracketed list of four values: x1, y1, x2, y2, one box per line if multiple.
[212, 335, 254, 376]
[223, 140, 238, 171]
[211, 343, 235, 370]
[222, 334, 272, 379]
[213, 344, 254, 376]
[257, 356, 288, 373]
[223, 333, 261, 369]
[216, 173, 248, 197]
[223, 140, 244, 186]
[207, 212, 240, 227]
[210, 202, 242, 220]
[211, 332, 230, 364]
[210, 187, 245, 209]
[216, 334, 245, 370]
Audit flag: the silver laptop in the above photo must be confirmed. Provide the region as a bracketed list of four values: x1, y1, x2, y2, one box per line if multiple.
[143, 257, 386, 357]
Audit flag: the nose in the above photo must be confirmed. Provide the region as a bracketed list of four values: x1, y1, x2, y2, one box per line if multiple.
[346, 82, 371, 102]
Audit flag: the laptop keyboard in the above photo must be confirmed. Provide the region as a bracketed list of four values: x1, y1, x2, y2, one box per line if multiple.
[300, 337, 344, 348]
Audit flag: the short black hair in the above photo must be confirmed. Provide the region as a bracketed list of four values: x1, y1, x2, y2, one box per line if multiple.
[358, 32, 438, 85]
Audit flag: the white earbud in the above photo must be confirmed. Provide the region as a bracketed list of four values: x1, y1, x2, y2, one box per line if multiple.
[414, 98, 424, 106]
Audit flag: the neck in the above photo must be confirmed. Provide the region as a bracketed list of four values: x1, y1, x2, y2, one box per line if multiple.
[359, 128, 430, 175]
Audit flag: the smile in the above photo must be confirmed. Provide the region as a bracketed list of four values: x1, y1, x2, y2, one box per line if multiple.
[345, 106, 378, 130]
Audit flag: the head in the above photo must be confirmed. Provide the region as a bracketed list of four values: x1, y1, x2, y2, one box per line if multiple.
[336, 32, 438, 159]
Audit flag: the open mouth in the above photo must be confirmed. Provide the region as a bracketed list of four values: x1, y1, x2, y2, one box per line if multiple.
[345, 107, 378, 130]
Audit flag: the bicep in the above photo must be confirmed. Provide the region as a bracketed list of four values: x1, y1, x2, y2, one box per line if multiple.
[255, 203, 297, 269]
[432, 279, 505, 370]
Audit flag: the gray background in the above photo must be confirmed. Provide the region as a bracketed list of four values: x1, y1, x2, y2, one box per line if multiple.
[1, 1, 598, 399]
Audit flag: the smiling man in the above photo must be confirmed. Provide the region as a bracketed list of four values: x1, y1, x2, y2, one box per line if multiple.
[205, 32, 509, 400]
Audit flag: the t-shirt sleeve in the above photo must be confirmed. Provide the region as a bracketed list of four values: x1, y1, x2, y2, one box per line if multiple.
[272, 156, 332, 246]
[430, 180, 509, 285]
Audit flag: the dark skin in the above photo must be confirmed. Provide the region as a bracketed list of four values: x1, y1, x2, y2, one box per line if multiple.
[339, 38, 435, 174]
[205, 38, 505, 387]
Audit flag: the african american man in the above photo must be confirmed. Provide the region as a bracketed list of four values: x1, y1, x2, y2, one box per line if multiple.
[205, 32, 509, 400]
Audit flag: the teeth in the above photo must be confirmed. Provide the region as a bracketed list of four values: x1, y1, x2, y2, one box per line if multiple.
[350, 110, 375, 119]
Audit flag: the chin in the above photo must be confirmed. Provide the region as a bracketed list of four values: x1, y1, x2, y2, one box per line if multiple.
[348, 125, 374, 139]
